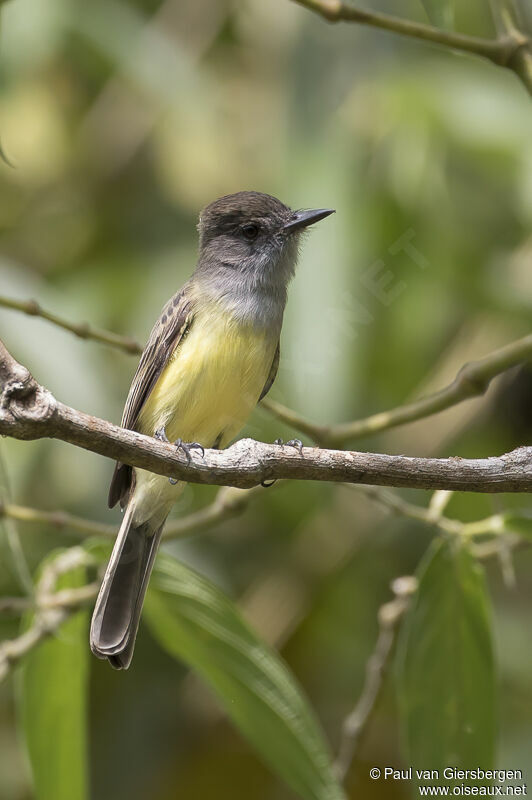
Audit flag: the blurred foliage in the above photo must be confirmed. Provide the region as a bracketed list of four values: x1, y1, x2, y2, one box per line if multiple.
[145, 552, 345, 800]
[397, 538, 495, 778]
[0, 0, 532, 798]
[18, 554, 89, 800]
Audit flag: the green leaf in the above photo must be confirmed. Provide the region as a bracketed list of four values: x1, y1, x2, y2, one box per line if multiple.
[420, 0, 454, 30]
[397, 537, 495, 775]
[145, 553, 346, 800]
[18, 554, 89, 800]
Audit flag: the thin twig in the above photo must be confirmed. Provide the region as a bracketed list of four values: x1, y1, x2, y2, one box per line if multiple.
[489, 0, 532, 94]
[427, 489, 454, 520]
[0, 445, 33, 594]
[351, 484, 532, 549]
[0, 295, 142, 355]
[351, 485, 531, 570]
[163, 485, 267, 539]
[0, 485, 267, 542]
[263, 333, 532, 447]
[0, 547, 96, 682]
[0, 487, 268, 675]
[0, 596, 33, 614]
[291, 0, 532, 94]
[470, 531, 525, 560]
[334, 575, 418, 779]
[260, 397, 332, 445]
[2, 481, 525, 558]
[0, 501, 116, 538]
[349, 484, 513, 538]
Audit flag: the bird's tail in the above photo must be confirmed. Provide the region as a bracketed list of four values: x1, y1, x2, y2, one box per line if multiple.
[90, 502, 165, 670]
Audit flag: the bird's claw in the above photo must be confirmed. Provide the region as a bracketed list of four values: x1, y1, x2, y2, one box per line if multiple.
[154, 428, 205, 483]
[175, 438, 205, 461]
[286, 438, 304, 454]
[263, 437, 304, 487]
[273, 437, 304, 455]
[154, 427, 170, 443]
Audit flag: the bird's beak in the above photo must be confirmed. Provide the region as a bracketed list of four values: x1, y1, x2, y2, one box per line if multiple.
[283, 208, 335, 232]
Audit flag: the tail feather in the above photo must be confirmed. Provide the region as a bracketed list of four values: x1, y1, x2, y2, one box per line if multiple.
[90, 503, 164, 670]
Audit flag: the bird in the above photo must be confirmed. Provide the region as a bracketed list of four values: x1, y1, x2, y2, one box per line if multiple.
[90, 190, 334, 669]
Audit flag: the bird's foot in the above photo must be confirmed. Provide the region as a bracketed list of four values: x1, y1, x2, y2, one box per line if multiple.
[175, 438, 205, 461]
[154, 428, 205, 484]
[154, 426, 170, 443]
[261, 438, 304, 488]
[273, 437, 304, 455]
[154, 428, 177, 484]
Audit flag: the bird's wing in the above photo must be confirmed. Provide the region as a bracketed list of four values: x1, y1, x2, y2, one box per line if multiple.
[259, 342, 280, 401]
[108, 288, 194, 509]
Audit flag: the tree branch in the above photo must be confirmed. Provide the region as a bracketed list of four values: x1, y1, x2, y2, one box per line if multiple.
[334, 575, 417, 779]
[0, 485, 264, 542]
[0, 295, 142, 355]
[351, 484, 530, 581]
[0, 547, 97, 682]
[0, 445, 33, 594]
[0, 596, 33, 614]
[349, 484, 517, 538]
[162, 485, 266, 539]
[291, 0, 532, 94]
[263, 333, 532, 447]
[2, 340, 532, 492]
[5, 294, 532, 449]
[489, 0, 532, 94]
[0, 501, 116, 538]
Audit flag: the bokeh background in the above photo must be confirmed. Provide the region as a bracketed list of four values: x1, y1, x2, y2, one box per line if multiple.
[1, 0, 532, 798]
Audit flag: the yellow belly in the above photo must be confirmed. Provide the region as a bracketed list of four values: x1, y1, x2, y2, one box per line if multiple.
[137, 303, 277, 449]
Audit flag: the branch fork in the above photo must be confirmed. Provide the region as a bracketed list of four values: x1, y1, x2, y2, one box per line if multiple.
[0, 348, 55, 432]
[291, 0, 532, 95]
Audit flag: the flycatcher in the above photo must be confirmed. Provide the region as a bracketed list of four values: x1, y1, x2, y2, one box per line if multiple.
[90, 191, 334, 669]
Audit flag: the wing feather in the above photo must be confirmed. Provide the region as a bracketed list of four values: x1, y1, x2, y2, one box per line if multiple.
[259, 342, 280, 401]
[108, 288, 194, 508]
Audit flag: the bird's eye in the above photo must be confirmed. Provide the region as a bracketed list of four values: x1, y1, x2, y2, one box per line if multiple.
[241, 223, 260, 241]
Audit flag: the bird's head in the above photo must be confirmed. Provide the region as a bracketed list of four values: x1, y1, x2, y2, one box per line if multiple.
[196, 191, 334, 290]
